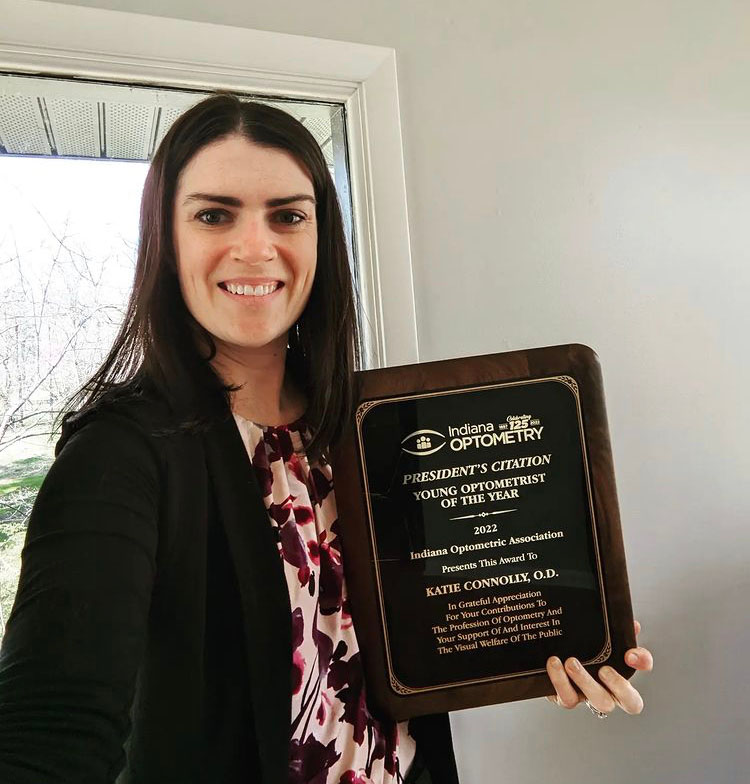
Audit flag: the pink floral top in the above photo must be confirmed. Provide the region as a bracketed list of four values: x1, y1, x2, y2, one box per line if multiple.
[233, 413, 417, 784]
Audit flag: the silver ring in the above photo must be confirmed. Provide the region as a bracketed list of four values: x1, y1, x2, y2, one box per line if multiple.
[585, 699, 609, 719]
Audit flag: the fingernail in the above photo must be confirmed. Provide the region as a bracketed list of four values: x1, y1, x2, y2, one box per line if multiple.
[567, 657, 581, 672]
[627, 652, 639, 665]
[599, 666, 615, 681]
[549, 656, 562, 669]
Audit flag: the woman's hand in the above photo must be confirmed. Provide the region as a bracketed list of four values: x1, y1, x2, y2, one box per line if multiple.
[545, 619, 653, 715]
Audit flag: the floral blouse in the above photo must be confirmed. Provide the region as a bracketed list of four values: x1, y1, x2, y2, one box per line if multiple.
[233, 413, 417, 784]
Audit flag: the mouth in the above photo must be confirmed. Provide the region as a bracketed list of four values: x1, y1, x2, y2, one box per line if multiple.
[218, 280, 283, 298]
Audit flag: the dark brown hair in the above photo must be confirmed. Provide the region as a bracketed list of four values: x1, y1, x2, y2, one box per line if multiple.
[55, 93, 360, 461]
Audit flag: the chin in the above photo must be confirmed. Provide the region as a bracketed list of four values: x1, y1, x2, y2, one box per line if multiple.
[220, 333, 289, 354]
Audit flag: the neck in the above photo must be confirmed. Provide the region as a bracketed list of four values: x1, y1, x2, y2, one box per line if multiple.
[210, 338, 305, 426]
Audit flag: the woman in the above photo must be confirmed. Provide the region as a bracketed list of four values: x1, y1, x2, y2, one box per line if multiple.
[0, 95, 652, 783]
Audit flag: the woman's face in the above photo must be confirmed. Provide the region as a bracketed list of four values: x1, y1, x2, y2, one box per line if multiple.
[172, 134, 317, 363]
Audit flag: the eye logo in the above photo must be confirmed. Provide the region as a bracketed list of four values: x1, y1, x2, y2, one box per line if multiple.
[401, 429, 447, 457]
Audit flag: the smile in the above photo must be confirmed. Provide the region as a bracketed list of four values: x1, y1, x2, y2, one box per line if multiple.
[219, 281, 282, 297]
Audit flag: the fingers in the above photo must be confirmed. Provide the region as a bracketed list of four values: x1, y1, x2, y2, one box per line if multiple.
[598, 666, 645, 714]
[628, 618, 653, 670]
[546, 656, 584, 709]
[546, 625, 652, 715]
[563, 658, 617, 714]
[625, 646, 654, 671]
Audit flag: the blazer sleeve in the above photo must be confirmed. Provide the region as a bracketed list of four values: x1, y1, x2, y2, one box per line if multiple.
[0, 410, 162, 783]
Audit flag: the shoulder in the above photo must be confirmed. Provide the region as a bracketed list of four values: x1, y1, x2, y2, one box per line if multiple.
[53, 392, 180, 494]
[56, 386, 176, 453]
[53, 384, 220, 500]
[51, 398, 165, 489]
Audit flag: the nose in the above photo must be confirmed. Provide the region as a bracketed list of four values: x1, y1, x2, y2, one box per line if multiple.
[230, 216, 276, 262]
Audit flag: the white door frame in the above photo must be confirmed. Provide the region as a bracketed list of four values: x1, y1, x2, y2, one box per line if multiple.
[0, 0, 419, 368]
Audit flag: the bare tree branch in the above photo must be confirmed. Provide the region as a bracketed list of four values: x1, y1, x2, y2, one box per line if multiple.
[0, 303, 122, 442]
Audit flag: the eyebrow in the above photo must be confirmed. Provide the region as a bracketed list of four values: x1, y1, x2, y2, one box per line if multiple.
[181, 192, 316, 207]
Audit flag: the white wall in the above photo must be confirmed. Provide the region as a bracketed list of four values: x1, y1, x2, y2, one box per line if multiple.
[40, 1, 750, 781]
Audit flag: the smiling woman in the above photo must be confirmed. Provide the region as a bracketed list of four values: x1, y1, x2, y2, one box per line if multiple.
[58, 96, 359, 463]
[172, 137, 318, 393]
[0, 94, 456, 784]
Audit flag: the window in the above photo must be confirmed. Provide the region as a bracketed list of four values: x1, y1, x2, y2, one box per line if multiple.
[0, 73, 358, 628]
[0, 0, 419, 632]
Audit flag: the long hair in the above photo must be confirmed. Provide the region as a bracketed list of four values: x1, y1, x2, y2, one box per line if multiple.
[54, 94, 360, 461]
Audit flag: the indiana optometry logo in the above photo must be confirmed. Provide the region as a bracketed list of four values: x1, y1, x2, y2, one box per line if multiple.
[400, 429, 447, 456]
[401, 414, 544, 457]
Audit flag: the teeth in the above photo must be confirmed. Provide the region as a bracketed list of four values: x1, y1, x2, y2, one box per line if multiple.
[226, 282, 279, 296]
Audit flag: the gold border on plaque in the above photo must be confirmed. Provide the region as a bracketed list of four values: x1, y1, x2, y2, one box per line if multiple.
[354, 375, 612, 695]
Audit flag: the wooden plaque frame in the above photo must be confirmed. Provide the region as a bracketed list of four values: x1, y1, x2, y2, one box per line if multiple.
[332, 344, 635, 720]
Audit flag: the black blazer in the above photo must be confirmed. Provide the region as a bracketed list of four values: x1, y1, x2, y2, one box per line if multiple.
[0, 391, 459, 783]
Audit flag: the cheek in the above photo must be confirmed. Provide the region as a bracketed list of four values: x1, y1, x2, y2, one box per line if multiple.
[172, 232, 190, 288]
[174, 253, 210, 313]
[301, 260, 317, 294]
[176, 241, 212, 285]
[174, 253, 194, 295]
[302, 234, 318, 280]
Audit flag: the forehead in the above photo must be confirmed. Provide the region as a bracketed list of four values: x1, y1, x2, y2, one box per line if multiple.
[175, 134, 314, 196]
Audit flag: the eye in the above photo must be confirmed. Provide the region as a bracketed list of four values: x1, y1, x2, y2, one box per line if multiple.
[195, 208, 230, 225]
[274, 210, 306, 226]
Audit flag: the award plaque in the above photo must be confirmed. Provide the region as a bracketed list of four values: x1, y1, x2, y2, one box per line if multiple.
[332, 344, 636, 720]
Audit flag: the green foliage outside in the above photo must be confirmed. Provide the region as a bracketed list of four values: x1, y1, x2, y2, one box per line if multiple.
[0, 453, 54, 635]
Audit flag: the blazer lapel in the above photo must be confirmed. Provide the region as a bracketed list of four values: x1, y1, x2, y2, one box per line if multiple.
[201, 412, 292, 782]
